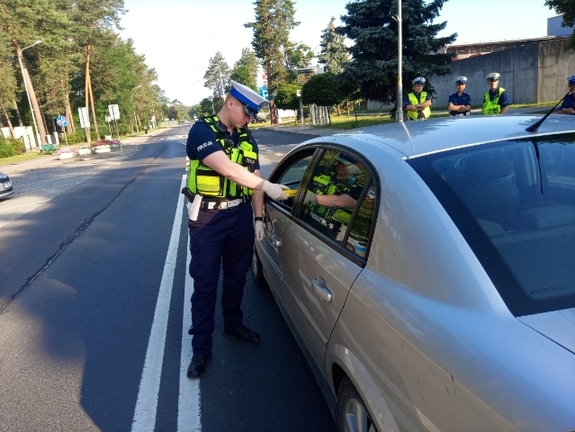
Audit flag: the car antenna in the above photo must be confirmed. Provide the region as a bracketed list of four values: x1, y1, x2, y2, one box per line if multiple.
[525, 91, 571, 132]
[400, 121, 415, 151]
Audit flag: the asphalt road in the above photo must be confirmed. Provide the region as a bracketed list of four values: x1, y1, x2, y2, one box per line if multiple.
[0, 125, 335, 431]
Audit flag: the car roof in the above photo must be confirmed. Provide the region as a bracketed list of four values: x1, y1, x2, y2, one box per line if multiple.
[326, 115, 575, 159]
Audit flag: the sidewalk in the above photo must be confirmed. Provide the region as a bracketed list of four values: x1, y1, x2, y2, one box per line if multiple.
[0, 126, 170, 175]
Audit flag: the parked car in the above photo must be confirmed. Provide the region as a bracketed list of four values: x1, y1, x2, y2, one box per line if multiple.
[0, 172, 13, 199]
[252, 114, 575, 432]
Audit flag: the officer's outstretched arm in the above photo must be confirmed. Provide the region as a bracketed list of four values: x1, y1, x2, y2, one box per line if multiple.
[201, 150, 288, 199]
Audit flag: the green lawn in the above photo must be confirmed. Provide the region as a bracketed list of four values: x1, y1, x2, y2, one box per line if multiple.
[0, 152, 52, 166]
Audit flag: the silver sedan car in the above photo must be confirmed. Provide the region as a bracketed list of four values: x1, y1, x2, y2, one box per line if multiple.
[253, 115, 575, 432]
[0, 171, 14, 199]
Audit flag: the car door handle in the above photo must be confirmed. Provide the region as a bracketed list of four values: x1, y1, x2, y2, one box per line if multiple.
[271, 234, 282, 247]
[312, 277, 332, 302]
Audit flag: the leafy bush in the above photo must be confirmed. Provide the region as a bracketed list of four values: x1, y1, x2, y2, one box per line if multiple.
[0, 142, 16, 158]
[9, 138, 26, 155]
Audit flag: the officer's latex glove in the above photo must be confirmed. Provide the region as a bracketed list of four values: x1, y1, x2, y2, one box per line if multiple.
[255, 220, 265, 242]
[303, 191, 318, 205]
[262, 180, 289, 200]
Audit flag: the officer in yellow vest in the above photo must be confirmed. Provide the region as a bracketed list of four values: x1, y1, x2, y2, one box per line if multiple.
[404, 76, 432, 120]
[184, 81, 288, 378]
[482, 72, 510, 115]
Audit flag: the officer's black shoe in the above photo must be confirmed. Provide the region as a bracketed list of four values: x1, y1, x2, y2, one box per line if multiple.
[223, 324, 260, 344]
[187, 353, 212, 379]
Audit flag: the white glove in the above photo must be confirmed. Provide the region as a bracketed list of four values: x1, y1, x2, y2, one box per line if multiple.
[303, 191, 317, 205]
[254, 220, 265, 241]
[262, 180, 289, 200]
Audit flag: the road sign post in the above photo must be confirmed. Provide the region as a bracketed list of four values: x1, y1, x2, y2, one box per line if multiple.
[78, 107, 91, 148]
[56, 115, 70, 146]
[108, 104, 122, 151]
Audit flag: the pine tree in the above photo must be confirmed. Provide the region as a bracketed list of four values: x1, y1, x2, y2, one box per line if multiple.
[318, 17, 349, 74]
[245, 0, 299, 124]
[339, 0, 456, 104]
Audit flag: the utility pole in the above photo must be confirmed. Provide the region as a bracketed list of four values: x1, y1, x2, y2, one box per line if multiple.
[18, 40, 47, 145]
[395, 0, 404, 123]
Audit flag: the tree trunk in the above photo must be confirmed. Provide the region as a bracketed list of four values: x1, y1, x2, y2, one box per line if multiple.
[1, 103, 15, 137]
[87, 70, 99, 137]
[13, 99, 23, 126]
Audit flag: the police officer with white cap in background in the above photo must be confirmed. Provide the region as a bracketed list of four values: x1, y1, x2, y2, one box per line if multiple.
[184, 80, 289, 378]
[447, 76, 471, 117]
[556, 74, 575, 115]
[404, 76, 432, 120]
[482, 72, 510, 115]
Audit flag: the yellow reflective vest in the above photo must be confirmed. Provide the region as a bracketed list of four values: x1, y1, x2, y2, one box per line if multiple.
[407, 92, 431, 120]
[482, 87, 505, 114]
[186, 116, 257, 198]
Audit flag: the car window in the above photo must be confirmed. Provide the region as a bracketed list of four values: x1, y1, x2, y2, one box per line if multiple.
[298, 149, 376, 259]
[409, 135, 575, 316]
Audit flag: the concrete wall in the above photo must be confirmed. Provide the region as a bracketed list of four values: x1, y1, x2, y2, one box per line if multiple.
[427, 37, 575, 107]
[428, 43, 539, 108]
[538, 38, 575, 101]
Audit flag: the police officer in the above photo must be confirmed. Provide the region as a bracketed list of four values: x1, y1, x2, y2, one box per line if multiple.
[185, 80, 288, 378]
[482, 72, 510, 115]
[556, 74, 575, 115]
[303, 153, 364, 240]
[448, 76, 471, 117]
[404, 77, 432, 121]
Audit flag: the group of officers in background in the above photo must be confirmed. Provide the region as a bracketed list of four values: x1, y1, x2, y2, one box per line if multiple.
[404, 72, 575, 120]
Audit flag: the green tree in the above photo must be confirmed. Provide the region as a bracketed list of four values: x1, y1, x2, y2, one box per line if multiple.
[318, 17, 349, 74]
[545, 0, 575, 49]
[274, 83, 301, 111]
[204, 52, 230, 100]
[232, 48, 259, 87]
[301, 72, 353, 119]
[245, 0, 299, 124]
[339, 0, 456, 105]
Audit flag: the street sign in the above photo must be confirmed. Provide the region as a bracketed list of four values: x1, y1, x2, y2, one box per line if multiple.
[78, 107, 90, 128]
[108, 104, 120, 120]
[105, 115, 111, 123]
[297, 68, 315, 85]
[56, 115, 69, 127]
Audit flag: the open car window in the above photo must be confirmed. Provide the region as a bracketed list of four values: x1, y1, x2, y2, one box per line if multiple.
[296, 149, 376, 259]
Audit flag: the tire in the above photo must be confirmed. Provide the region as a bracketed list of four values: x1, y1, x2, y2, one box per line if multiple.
[335, 377, 378, 432]
[251, 247, 268, 287]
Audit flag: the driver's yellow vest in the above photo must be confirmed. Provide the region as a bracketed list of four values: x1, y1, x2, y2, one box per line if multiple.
[482, 87, 505, 114]
[407, 92, 431, 120]
[308, 172, 355, 225]
[186, 116, 257, 198]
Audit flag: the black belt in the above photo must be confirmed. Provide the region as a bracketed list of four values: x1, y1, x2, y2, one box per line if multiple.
[201, 197, 248, 210]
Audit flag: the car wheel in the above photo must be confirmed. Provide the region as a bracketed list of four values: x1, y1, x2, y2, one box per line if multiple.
[336, 377, 378, 432]
[251, 247, 268, 287]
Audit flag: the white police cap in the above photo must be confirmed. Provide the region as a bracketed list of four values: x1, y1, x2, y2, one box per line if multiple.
[486, 72, 500, 81]
[229, 80, 269, 117]
[568, 75, 575, 85]
[412, 76, 426, 84]
[455, 76, 468, 84]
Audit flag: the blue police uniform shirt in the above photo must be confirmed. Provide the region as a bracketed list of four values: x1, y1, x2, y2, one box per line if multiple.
[404, 91, 432, 108]
[557, 94, 575, 113]
[448, 92, 471, 116]
[487, 88, 510, 109]
[186, 119, 260, 171]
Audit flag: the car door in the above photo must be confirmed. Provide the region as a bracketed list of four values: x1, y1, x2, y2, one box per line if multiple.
[280, 148, 377, 372]
[259, 149, 317, 304]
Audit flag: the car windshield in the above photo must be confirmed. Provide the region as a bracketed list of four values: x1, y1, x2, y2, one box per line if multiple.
[409, 134, 575, 316]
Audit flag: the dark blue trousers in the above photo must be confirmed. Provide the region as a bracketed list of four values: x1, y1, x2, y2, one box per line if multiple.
[188, 202, 254, 355]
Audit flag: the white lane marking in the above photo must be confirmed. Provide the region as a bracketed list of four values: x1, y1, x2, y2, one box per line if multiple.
[131, 175, 186, 431]
[177, 225, 201, 431]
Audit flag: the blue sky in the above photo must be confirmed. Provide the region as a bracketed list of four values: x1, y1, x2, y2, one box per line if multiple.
[120, 0, 559, 105]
